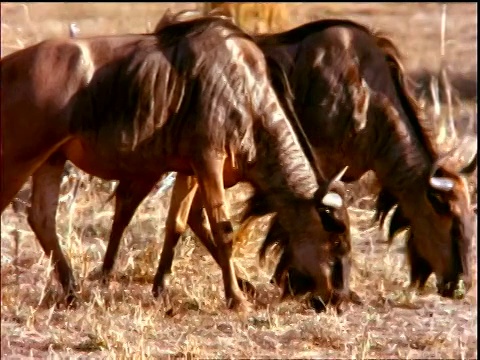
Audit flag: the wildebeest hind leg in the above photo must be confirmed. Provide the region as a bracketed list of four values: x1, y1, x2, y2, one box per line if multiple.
[98, 179, 159, 283]
[152, 174, 256, 299]
[192, 155, 251, 312]
[152, 174, 199, 299]
[27, 153, 78, 304]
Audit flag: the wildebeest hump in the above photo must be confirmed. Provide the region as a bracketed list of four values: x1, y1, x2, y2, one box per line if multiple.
[68, 17, 265, 168]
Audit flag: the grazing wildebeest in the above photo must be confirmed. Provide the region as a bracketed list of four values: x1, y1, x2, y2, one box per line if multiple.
[81, 9, 360, 313]
[141, 12, 477, 300]
[1, 16, 351, 311]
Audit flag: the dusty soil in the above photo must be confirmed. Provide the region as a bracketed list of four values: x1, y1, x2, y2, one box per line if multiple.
[1, 3, 477, 359]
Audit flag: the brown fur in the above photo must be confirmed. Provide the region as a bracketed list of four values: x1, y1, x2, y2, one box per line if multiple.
[115, 11, 358, 312]
[1, 16, 349, 311]
[257, 18, 476, 298]
[151, 13, 476, 300]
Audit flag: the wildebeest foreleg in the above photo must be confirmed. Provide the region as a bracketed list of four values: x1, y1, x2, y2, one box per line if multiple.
[99, 179, 159, 282]
[186, 191, 257, 297]
[191, 156, 251, 312]
[27, 153, 78, 303]
[153, 174, 256, 298]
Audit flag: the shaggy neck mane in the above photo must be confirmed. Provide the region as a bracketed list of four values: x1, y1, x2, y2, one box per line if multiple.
[369, 34, 440, 225]
[154, 15, 254, 47]
[254, 18, 375, 45]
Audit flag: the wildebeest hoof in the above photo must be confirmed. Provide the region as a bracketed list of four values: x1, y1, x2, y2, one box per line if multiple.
[309, 296, 327, 313]
[335, 302, 347, 315]
[437, 280, 466, 299]
[152, 284, 163, 299]
[237, 278, 256, 297]
[61, 291, 80, 309]
[152, 284, 173, 314]
[349, 290, 363, 305]
[228, 296, 254, 314]
[87, 266, 112, 286]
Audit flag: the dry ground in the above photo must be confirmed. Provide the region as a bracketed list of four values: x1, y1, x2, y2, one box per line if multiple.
[1, 3, 477, 359]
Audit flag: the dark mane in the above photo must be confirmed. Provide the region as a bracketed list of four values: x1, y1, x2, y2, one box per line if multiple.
[374, 34, 439, 162]
[255, 18, 374, 45]
[154, 15, 254, 47]
[371, 35, 440, 231]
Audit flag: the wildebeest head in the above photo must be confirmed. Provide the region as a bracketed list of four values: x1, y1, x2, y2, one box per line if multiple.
[280, 181, 353, 314]
[388, 153, 476, 298]
[360, 39, 477, 299]
[242, 169, 354, 312]
[374, 90, 477, 299]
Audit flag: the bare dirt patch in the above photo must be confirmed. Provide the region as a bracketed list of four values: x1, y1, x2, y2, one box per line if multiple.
[1, 3, 477, 359]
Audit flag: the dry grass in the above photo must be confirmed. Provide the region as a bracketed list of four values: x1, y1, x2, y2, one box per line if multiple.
[1, 3, 477, 359]
[203, 3, 291, 33]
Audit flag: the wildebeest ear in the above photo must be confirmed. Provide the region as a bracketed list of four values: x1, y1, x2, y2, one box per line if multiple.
[388, 205, 410, 243]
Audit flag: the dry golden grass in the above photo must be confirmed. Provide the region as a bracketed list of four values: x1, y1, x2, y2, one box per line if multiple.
[203, 3, 291, 33]
[1, 3, 477, 358]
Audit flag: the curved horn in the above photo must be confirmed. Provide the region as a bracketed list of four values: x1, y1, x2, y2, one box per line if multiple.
[321, 192, 344, 209]
[175, 9, 203, 20]
[154, 8, 174, 32]
[429, 146, 459, 178]
[321, 166, 349, 209]
[460, 152, 477, 175]
[329, 166, 349, 187]
[430, 134, 474, 177]
[429, 176, 455, 192]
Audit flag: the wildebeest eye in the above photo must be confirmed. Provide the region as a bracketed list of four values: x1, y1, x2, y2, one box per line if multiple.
[318, 207, 347, 234]
[427, 189, 451, 216]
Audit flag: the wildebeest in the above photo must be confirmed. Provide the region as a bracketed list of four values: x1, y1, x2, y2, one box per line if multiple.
[141, 11, 477, 300]
[1, 16, 351, 311]
[87, 9, 361, 313]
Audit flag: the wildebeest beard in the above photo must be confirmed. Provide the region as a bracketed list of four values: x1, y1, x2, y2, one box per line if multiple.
[263, 217, 354, 313]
